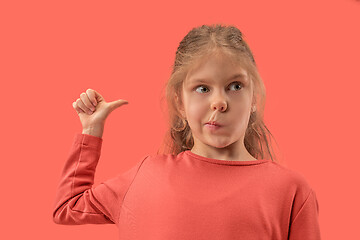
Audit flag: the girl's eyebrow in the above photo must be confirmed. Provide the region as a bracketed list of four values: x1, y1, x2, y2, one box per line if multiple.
[190, 73, 247, 84]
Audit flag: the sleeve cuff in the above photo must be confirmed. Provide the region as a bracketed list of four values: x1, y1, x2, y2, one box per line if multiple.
[73, 133, 103, 151]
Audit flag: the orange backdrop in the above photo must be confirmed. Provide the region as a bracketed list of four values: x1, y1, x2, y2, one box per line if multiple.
[1, 0, 359, 239]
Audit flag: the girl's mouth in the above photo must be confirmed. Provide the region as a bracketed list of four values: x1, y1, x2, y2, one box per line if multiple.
[205, 123, 221, 130]
[205, 121, 221, 127]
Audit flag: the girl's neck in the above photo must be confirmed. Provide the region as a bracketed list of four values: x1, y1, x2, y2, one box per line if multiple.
[190, 144, 257, 162]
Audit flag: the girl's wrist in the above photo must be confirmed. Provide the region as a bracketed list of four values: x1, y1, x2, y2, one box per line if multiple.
[82, 125, 104, 138]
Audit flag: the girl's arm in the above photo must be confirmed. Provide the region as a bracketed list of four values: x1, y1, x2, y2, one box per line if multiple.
[52, 133, 147, 225]
[288, 189, 322, 240]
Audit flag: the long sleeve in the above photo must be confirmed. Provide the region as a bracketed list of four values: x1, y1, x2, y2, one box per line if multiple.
[52, 133, 147, 225]
[288, 189, 322, 240]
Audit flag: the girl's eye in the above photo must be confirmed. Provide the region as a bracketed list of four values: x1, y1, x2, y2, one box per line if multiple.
[195, 86, 209, 93]
[194, 82, 243, 93]
[229, 82, 243, 91]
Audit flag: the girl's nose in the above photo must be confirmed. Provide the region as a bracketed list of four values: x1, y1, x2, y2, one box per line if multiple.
[211, 99, 227, 112]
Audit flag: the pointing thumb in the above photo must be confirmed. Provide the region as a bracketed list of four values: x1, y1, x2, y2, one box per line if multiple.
[108, 99, 129, 111]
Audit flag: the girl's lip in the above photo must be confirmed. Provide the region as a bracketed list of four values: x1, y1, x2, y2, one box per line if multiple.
[205, 123, 222, 130]
[205, 121, 221, 127]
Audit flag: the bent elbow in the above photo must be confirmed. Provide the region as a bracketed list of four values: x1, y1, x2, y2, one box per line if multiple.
[52, 207, 71, 225]
[52, 209, 64, 225]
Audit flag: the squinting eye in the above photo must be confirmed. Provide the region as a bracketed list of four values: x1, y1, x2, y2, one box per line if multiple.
[195, 86, 209, 93]
[229, 82, 243, 91]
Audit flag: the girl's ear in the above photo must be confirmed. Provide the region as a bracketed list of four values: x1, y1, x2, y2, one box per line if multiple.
[251, 94, 257, 113]
[175, 94, 186, 118]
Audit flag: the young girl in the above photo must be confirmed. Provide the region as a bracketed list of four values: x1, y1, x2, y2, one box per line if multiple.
[53, 24, 321, 239]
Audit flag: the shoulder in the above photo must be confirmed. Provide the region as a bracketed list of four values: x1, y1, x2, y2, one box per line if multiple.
[260, 161, 317, 220]
[136, 152, 179, 169]
[268, 163, 320, 224]
[265, 161, 314, 196]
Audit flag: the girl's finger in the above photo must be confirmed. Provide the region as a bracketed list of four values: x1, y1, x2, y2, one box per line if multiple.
[80, 92, 95, 111]
[72, 101, 86, 115]
[86, 89, 97, 107]
[76, 98, 93, 114]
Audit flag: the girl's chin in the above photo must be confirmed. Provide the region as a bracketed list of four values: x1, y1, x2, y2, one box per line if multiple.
[206, 140, 232, 149]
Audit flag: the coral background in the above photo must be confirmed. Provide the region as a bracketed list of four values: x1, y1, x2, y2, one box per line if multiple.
[1, 0, 359, 239]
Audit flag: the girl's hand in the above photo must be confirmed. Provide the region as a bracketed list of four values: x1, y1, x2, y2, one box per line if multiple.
[72, 89, 128, 137]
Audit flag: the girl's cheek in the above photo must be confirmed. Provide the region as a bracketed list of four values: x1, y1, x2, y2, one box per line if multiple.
[192, 93, 208, 102]
[186, 94, 208, 113]
[188, 102, 206, 118]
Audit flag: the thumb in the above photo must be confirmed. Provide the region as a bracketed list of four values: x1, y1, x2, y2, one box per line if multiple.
[108, 99, 129, 111]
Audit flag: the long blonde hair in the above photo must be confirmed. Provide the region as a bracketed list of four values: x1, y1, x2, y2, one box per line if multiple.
[158, 24, 280, 162]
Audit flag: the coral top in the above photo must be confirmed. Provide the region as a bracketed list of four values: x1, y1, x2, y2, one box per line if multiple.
[53, 133, 321, 240]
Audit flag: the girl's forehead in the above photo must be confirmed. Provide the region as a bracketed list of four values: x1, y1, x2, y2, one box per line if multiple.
[185, 55, 249, 84]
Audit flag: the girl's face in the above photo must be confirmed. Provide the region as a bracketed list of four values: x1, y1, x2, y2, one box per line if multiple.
[180, 51, 256, 160]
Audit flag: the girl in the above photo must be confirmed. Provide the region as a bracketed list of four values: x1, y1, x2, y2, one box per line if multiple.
[53, 24, 321, 239]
